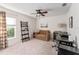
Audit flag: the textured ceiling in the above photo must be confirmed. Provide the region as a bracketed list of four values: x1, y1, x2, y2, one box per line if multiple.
[0, 3, 71, 18]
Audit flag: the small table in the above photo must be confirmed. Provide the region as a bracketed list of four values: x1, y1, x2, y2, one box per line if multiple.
[58, 44, 79, 55]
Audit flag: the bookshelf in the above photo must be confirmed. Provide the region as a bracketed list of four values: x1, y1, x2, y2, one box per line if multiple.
[20, 21, 30, 42]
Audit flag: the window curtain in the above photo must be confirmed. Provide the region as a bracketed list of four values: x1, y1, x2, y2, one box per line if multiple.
[0, 12, 7, 49]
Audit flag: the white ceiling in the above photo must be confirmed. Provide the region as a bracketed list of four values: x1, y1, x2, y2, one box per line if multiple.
[0, 3, 71, 18]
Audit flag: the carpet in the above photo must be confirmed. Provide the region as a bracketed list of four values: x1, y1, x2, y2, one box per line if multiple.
[0, 39, 57, 55]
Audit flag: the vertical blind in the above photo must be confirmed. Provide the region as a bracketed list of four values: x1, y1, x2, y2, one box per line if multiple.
[0, 12, 7, 49]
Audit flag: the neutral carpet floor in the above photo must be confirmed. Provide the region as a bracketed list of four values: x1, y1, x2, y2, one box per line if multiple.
[0, 39, 57, 55]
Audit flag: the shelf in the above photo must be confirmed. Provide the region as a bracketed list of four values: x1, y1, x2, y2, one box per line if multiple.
[22, 33, 29, 35]
[20, 21, 30, 42]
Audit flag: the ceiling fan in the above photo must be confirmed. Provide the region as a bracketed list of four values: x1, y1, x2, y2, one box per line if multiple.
[31, 9, 48, 16]
[31, 3, 67, 17]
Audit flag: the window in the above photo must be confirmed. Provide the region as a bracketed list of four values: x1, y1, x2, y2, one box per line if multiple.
[6, 17, 16, 39]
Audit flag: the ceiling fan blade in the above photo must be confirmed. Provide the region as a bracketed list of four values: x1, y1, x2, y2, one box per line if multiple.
[40, 13, 45, 16]
[31, 13, 37, 14]
[42, 14, 45, 16]
[42, 11, 48, 13]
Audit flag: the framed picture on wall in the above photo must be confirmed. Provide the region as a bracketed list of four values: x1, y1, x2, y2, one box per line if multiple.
[40, 24, 48, 28]
[69, 16, 73, 28]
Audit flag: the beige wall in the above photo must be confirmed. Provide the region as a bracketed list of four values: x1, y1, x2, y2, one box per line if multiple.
[0, 6, 36, 47]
